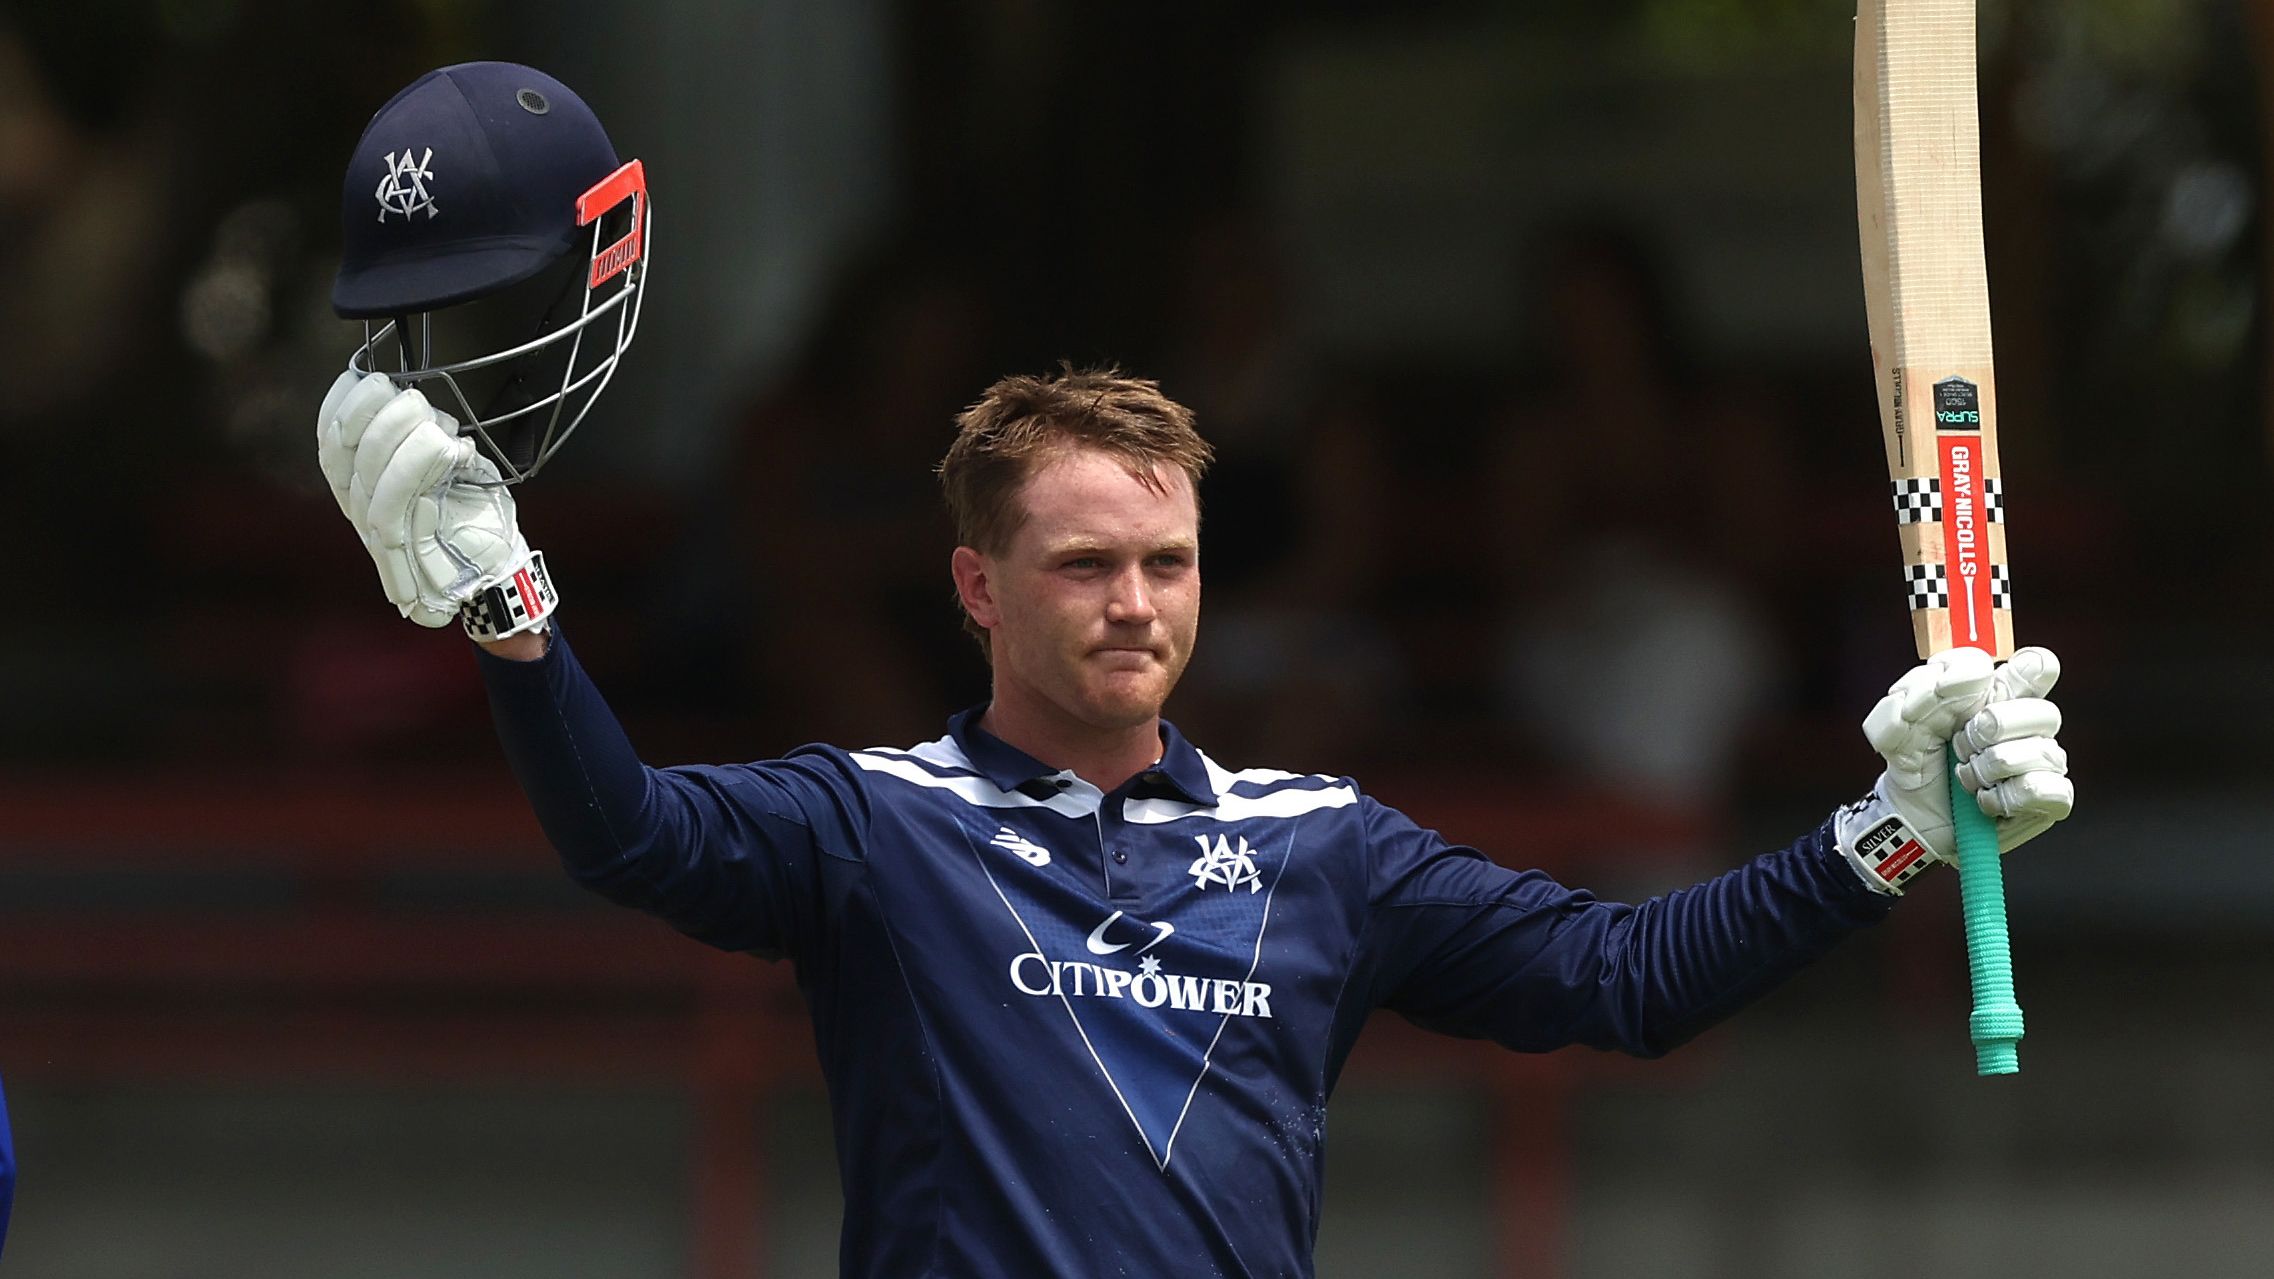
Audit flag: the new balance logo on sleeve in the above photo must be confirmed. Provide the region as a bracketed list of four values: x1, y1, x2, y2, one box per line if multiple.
[988, 826, 1052, 866]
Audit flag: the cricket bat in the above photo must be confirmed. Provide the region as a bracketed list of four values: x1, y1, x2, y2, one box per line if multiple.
[1854, 0, 2023, 1075]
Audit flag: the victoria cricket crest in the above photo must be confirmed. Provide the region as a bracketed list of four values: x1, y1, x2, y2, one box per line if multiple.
[376, 148, 439, 222]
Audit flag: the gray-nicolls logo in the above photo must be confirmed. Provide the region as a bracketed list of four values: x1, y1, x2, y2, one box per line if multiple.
[376, 148, 438, 222]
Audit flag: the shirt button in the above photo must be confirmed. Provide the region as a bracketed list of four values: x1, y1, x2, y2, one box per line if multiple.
[1054, 778, 1072, 789]
[1111, 849, 1128, 864]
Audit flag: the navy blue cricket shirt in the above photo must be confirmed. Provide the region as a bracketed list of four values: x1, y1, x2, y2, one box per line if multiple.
[479, 630, 1895, 1277]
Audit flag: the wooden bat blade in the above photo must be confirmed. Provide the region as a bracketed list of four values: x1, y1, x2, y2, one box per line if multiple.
[1858, 0, 2027, 1080]
[1855, 0, 2012, 660]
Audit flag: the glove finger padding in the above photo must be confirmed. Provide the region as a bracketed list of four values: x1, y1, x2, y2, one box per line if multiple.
[363, 405, 466, 623]
[1981, 772, 2075, 854]
[318, 372, 399, 523]
[404, 597, 460, 630]
[320, 371, 425, 609]
[1958, 737, 2068, 789]
[370, 529, 420, 610]
[315, 370, 361, 507]
[317, 368, 362, 430]
[1959, 646, 2072, 853]
[1956, 697, 2061, 759]
[1862, 648, 1995, 789]
[1988, 645, 2061, 702]
[357, 390, 457, 545]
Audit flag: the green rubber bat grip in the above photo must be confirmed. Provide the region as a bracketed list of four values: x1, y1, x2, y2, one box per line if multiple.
[1950, 743, 2022, 1075]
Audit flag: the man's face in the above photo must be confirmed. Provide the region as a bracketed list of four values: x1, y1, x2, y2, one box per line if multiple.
[958, 448, 1201, 733]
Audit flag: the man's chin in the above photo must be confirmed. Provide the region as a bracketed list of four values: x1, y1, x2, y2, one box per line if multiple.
[1080, 674, 1174, 729]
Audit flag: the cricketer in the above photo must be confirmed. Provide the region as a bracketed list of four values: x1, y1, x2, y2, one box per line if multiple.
[317, 61, 2074, 1278]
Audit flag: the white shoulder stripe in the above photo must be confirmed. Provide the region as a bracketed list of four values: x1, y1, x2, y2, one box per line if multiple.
[851, 750, 1100, 817]
[1123, 783, 1358, 825]
[902, 735, 973, 772]
[1198, 753, 1328, 794]
[853, 733, 973, 773]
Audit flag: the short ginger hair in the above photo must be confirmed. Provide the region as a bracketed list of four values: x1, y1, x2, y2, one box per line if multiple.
[938, 365, 1213, 555]
[937, 365, 1214, 645]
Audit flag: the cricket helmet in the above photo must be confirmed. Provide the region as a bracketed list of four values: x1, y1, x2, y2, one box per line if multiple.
[333, 60, 649, 483]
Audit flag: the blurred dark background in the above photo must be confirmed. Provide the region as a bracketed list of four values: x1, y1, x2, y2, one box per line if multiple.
[4, 1, 2273, 1275]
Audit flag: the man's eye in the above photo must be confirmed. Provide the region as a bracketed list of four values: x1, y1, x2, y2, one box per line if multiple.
[1064, 557, 1102, 570]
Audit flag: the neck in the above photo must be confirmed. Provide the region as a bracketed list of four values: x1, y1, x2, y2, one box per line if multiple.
[980, 685, 1161, 793]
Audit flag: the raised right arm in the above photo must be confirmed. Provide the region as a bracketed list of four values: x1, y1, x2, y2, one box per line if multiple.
[476, 625, 850, 959]
[322, 375, 855, 960]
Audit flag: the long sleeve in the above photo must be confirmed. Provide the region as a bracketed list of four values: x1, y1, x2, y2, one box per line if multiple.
[476, 628, 863, 960]
[1357, 797, 1896, 1058]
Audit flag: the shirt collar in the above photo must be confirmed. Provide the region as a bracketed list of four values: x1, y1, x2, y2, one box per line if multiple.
[947, 705, 1218, 805]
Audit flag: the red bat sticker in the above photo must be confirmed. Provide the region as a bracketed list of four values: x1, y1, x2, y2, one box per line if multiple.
[1938, 434, 1993, 652]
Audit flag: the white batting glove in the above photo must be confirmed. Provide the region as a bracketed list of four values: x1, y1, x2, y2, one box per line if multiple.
[316, 371, 555, 638]
[1836, 646, 2074, 894]
[318, 371, 404, 604]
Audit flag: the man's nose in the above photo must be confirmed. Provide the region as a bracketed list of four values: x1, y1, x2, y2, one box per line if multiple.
[1104, 565, 1156, 623]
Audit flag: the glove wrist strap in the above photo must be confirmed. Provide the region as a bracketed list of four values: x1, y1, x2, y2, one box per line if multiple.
[1835, 793, 1940, 896]
[460, 550, 559, 642]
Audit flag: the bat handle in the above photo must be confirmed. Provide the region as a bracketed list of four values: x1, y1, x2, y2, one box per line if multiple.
[1950, 742, 2023, 1075]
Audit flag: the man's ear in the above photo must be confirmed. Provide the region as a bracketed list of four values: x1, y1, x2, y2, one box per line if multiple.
[951, 546, 1000, 630]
